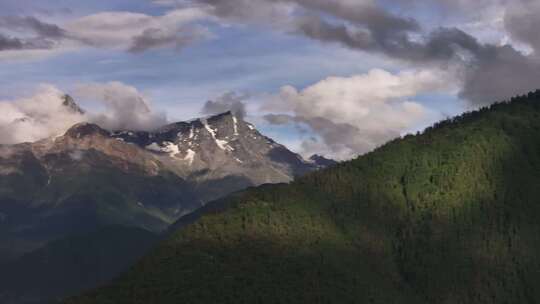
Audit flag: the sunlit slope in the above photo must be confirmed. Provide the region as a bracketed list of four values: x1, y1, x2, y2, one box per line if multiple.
[68, 91, 540, 303]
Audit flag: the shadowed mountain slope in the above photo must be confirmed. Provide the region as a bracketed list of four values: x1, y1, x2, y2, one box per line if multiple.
[67, 90, 540, 304]
[0, 226, 158, 304]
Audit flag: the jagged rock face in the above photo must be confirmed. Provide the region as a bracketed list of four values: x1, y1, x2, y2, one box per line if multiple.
[62, 95, 85, 115]
[112, 111, 325, 202]
[308, 154, 338, 168]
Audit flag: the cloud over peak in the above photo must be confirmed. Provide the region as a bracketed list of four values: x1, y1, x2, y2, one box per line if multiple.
[74, 82, 168, 131]
[262, 69, 452, 159]
[201, 91, 249, 119]
[0, 82, 169, 144]
[0, 85, 84, 144]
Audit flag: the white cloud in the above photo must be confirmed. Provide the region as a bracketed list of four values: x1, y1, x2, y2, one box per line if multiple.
[74, 81, 168, 131]
[0, 85, 85, 144]
[0, 82, 170, 145]
[263, 69, 455, 160]
[64, 8, 211, 52]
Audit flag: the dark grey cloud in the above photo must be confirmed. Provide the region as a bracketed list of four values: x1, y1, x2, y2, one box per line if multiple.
[0, 33, 56, 51]
[193, 0, 292, 24]
[504, 1, 540, 53]
[263, 113, 293, 125]
[264, 113, 394, 159]
[296, 14, 480, 64]
[289, 0, 419, 46]
[0, 16, 65, 51]
[298, 116, 396, 154]
[201, 92, 248, 119]
[0, 16, 65, 38]
[194, 0, 419, 33]
[296, 16, 373, 50]
[460, 45, 540, 105]
[129, 26, 207, 53]
[130, 28, 182, 53]
[0, 34, 26, 51]
[189, 0, 423, 61]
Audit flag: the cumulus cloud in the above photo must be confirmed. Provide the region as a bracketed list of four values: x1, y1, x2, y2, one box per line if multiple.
[0, 85, 85, 144]
[262, 69, 453, 159]
[0, 82, 170, 144]
[74, 82, 168, 131]
[201, 91, 248, 119]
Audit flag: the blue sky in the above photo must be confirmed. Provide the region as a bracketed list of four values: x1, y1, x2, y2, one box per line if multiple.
[0, 0, 537, 159]
[0, 19, 410, 116]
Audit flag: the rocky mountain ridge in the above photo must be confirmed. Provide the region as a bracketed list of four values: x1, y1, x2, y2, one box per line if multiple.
[0, 97, 336, 261]
[111, 111, 333, 200]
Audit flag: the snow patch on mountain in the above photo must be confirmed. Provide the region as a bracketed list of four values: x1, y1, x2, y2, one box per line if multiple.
[232, 115, 239, 136]
[184, 149, 196, 165]
[162, 142, 180, 157]
[145, 143, 161, 152]
[201, 118, 233, 151]
[146, 142, 180, 157]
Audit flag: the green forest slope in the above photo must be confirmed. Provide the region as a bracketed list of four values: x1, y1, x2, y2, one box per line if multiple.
[67, 91, 540, 304]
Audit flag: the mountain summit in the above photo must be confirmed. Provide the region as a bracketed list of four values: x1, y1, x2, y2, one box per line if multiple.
[111, 111, 329, 201]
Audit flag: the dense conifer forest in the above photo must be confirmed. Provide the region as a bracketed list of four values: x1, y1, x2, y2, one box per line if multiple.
[67, 91, 540, 304]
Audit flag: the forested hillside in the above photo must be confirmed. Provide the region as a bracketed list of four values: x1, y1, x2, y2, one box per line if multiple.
[67, 91, 540, 304]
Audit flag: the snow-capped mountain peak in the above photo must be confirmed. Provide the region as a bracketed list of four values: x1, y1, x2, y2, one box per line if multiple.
[110, 111, 334, 188]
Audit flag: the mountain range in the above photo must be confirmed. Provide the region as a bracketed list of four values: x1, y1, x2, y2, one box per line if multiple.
[65, 90, 540, 304]
[0, 95, 335, 303]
